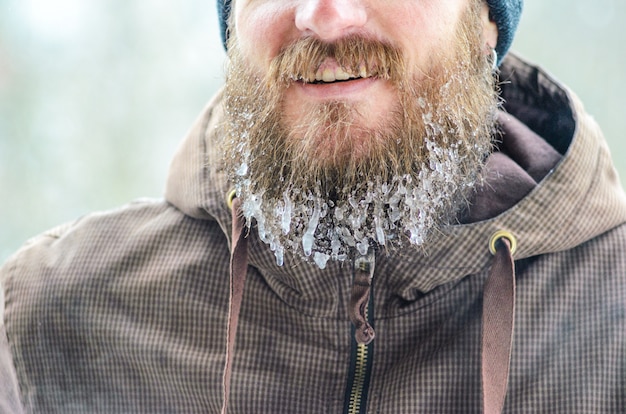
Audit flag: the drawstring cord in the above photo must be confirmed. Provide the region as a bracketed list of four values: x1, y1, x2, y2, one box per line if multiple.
[222, 197, 248, 414]
[482, 234, 517, 414]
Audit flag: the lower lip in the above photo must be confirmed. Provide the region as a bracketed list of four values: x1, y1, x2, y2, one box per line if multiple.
[293, 77, 379, 100]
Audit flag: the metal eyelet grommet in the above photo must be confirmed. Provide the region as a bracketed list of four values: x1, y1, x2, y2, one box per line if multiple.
[226, 188, 237, 210]
[489, 230, 517, 256]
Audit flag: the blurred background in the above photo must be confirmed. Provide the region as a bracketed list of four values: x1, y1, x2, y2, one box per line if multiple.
[1, 0, 625, 263]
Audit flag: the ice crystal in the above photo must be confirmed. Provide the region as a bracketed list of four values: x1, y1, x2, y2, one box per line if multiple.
[232, 132, 488, 268]
[225, 76, 494, 268]
[236, 162, 248, 176]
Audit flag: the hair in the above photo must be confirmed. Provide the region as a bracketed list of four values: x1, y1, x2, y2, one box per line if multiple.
[220, 0, 500, 266]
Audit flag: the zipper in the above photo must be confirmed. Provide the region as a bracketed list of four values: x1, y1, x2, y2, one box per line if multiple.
[344, 307, 374, 414]
[343, 250, 375, 414]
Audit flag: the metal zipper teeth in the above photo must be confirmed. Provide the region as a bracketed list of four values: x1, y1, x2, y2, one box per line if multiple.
[345, 295, 374, 414]
[344, 248, 376, 414]
[347, 342, 371, 414]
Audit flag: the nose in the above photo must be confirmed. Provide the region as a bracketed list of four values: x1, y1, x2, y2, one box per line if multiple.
[295, 0, 368, 41]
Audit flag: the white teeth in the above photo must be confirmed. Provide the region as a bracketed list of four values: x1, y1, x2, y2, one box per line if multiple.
[334, 68, 351, 81]
[359, 64, 367, 79]
[309, 66, 366, 83]
[321, 68, 335, 82]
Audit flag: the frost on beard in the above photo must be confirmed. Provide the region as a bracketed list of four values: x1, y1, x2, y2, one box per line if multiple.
[234, 135, 487, 269]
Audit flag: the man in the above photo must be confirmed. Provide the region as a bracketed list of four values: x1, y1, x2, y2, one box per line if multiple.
[1, 0, 625, 412]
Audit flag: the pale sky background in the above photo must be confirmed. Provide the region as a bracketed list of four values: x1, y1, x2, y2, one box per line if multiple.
[1, 0, 625, 262]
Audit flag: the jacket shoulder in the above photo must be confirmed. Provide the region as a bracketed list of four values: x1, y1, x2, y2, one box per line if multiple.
[0, 199, 231, 411]
[2, 198, 228, 277]
[1, 198, 232, 313]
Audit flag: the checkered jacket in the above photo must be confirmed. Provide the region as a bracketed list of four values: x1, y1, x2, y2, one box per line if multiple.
[2, 55, 626, 413]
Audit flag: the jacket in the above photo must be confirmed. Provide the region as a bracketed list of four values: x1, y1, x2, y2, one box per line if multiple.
[2, 54, 626, 413]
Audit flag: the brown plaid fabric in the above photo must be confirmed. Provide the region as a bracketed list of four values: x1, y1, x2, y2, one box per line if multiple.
[2, 54, 626, 413]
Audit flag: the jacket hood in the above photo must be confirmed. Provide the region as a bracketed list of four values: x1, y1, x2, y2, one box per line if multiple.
[165, 54, 626, 307]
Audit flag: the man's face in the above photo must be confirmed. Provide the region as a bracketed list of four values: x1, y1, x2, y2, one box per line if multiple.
[223, 0, 499, 267]
[232, 0, 489, 161]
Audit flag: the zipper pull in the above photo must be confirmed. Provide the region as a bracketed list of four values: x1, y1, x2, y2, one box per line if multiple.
[349, 248, 376, 345]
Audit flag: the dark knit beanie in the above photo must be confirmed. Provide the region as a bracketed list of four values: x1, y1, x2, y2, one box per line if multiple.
[217, 0, 522, 65]
[486, 0, 523, 65]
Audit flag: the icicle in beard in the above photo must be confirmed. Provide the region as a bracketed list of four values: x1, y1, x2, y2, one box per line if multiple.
[222, 0, 500, 268]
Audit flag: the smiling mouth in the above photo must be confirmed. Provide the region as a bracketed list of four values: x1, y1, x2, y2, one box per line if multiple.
[291, 64, 374, 84]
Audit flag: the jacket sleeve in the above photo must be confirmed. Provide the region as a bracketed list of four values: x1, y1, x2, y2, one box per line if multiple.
[0, 283, 25, 414]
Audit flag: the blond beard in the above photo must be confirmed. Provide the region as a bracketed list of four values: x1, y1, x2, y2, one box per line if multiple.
[222, 2, 499, 268]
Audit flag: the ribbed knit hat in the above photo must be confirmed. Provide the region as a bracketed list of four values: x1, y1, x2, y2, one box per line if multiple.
[217, 0, 522, 65]
[486, 0, 523, 65]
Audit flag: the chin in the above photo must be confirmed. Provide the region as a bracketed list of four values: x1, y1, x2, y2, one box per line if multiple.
[284, 102, 393, 170]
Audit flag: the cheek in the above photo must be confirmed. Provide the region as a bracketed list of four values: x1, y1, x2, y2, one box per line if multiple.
[235, 4, 296, 70]
[382, 1, 465, 65]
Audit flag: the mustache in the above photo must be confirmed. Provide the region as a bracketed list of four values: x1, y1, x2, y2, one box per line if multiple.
[267, 35, 406, 86]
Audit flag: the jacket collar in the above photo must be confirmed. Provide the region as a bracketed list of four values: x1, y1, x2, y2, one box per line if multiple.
[165, 54, 626, 315]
